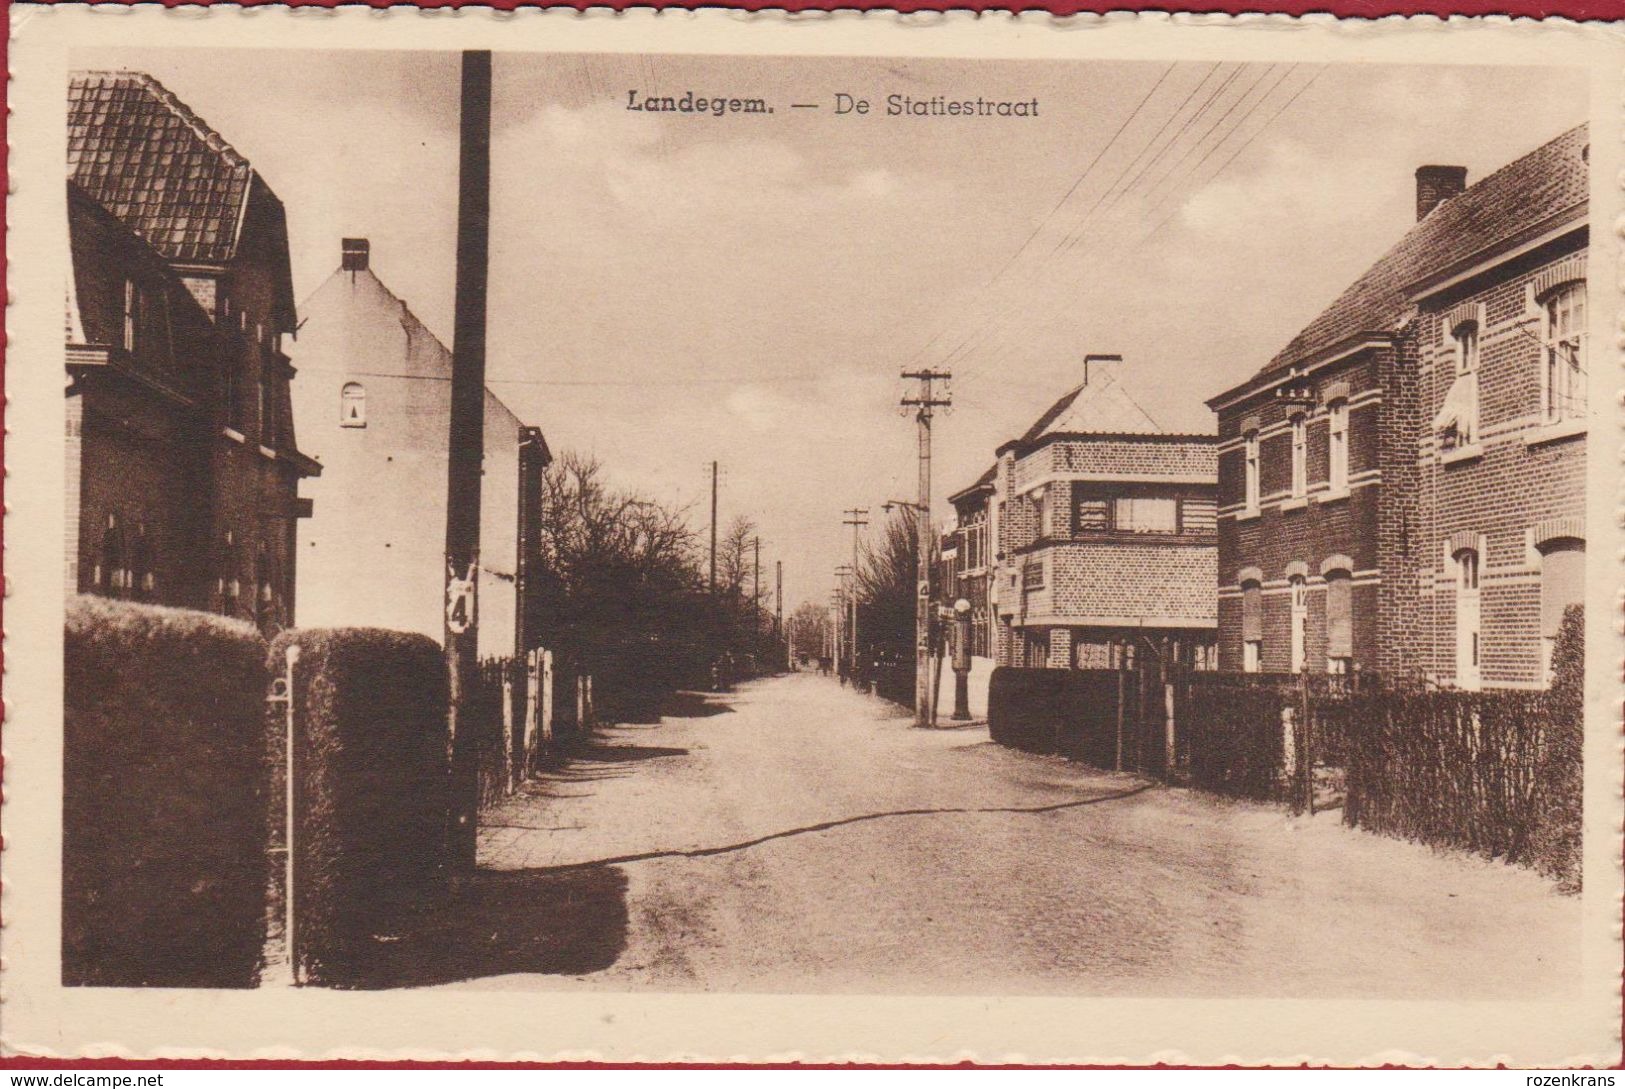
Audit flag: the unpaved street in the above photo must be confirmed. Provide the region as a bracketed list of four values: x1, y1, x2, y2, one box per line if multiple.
[466, 672, 1578, 997]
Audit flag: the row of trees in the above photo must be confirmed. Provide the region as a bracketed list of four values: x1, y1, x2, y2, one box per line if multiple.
[788, 505, 921, 688]
[527, 451, 783, 717]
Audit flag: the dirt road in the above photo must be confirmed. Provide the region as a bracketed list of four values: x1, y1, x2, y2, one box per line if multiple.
[467, 672, 1577, 997]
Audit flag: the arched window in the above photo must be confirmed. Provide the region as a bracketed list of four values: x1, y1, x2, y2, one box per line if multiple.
[1290, 415, 1308, 498]
[1434, 321, 1480, 449]
[340, 382, 367, 428]
[1243, 430, 1260, 512]
[1454, 546, 1481, 691]
[1541, 282, 1586, 423]
[1325, 568, 1353, 674]
[1241, 580, 1263, 672]
[1288, 574, 1308, 672]
[1539, 537, 1584, 682]
[1327, 400, 1349, 493]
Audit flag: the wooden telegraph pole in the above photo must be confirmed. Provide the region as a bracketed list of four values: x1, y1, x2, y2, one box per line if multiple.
[841, 510, 868, 676]
[902, 369, 951, 727]
[443, 50, 492, 871]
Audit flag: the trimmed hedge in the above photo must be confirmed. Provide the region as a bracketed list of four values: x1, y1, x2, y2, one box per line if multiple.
[64, 595, 270, 988]
[1343, 604, 1584, 888]
[987, 667, 1123, 768]
[267, 627, 450, 986]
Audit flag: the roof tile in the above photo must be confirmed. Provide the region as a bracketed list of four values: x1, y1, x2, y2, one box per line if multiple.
[1258, 124, 1588, 380]
[68, 71, 253, 265]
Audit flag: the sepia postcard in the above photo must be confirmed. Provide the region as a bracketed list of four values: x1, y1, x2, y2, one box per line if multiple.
[4, 3, 1623, 1066]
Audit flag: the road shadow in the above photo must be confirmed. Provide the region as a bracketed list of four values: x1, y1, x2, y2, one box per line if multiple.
[306, 864, 630, 990]
[659, 689, 734, 719]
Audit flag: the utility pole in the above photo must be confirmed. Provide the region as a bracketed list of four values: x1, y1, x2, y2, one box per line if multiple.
[709, 460, 718, 595]
[902, 368, 951, 727]
[444, 49, 492, 870]
[753, 537, 761, 634]
[514, 425, 551, 786]
[842, 509, 869, 675]
[775, 560, 784, 655]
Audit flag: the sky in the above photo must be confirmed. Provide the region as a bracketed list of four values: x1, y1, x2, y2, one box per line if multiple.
[78, 47, 1586, 615]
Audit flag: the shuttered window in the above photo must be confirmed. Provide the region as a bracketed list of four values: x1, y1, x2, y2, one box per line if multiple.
[1241, 582, 1262, 642]
[1181, 497, 1217, 534]
[1326, 570, 1353, 660]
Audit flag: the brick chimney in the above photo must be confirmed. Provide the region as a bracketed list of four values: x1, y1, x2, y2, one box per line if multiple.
[341, 237, 370, 272]
[1415, 165, 1468, 221]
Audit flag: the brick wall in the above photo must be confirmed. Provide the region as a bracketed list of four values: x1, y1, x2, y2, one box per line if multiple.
[1415, 239, 1587, 687]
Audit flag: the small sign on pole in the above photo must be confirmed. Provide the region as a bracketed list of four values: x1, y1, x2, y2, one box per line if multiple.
[446, 562, 477, 635]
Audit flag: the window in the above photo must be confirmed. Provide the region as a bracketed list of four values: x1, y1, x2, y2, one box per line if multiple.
[1289, 575, 1308, 672]
[1539, 538, 1584, 682]
[1244, 431, 1260, 511]
[96, 512, 128, 599]
[1181, 497, 1218, 534]
[130, 523, 154, 602]
[1542, 282, 1586, 423]
[1115, 496, 1177, 534]
[1073, 494, 1110, 532]
[1433, 323, 1480, 449]
[1327, 400, 1349, 493]
[1290, 415, 1307, 498]
[121, 280, 137, 352]
[1241, 580, 1263, 672]
[215, 529, 242, 617]
[1454, 547, 1481, 691]
[1023, 560, 1045, 590]
[341, 382, 367, 428]
[1326, 569, 1353, 672]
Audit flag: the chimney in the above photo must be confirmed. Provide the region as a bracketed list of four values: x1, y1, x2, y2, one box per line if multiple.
[1415, 165, 1467, 221]
[341, 237, 370, 272]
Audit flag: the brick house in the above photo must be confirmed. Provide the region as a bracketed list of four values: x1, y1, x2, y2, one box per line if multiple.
[1207, 125, 1588, 688]
[944, 464, 996, 659]
[290, 239, 534, 658]
[66, 72, 320, 634]
[984, 367, 1218, 670]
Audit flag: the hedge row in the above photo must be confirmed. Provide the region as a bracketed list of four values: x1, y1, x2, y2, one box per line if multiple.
[268, 627, 453, 987]
[987, 667, 1124, 769]
[64, 596, 271, 988]
[1343, 605, 1583, 889]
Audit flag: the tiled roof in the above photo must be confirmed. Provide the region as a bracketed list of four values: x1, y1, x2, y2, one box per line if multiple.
[1015, 372, 1164, 446]
[1258, 124, 1588, 380]
[68, 71, 254, 264]
[949, 463, 996, 503]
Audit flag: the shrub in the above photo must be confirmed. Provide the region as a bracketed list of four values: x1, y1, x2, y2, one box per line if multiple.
[988, 667, 1069, 754]
[1527, 604, 1583, 890]
[267, 627, 450, 986]
[1180, 673, 1293, 802]
[63, 595, 270, 987]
